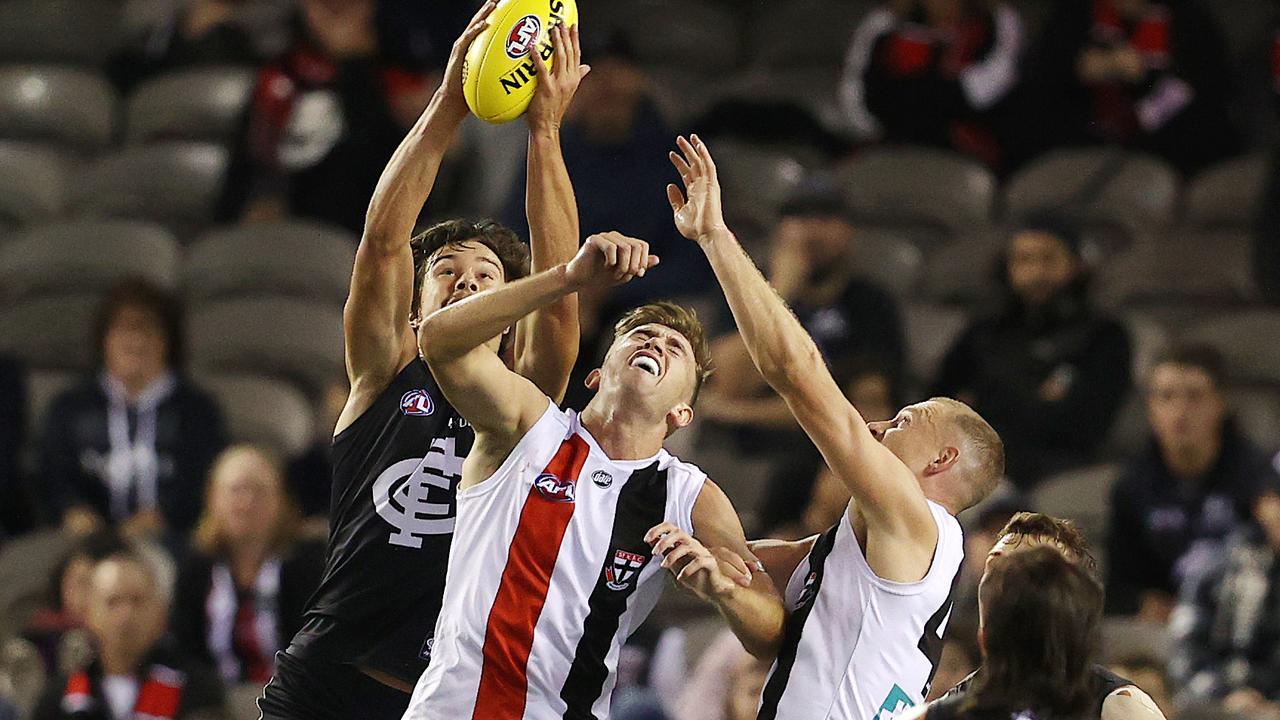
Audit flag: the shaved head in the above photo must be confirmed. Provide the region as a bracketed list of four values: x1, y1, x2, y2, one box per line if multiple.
[930, 397, 1004, 511]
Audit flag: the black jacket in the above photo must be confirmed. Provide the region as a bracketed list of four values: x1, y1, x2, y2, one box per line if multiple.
[39, 376, 226, 535]
[31, 645, 224, 720]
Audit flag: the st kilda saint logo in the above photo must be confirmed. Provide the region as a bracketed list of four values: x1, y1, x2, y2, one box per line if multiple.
[534, 472, 576, 503]
[399, 389, 435, 417]
[605, 549, 647, 591]
[505, 15, 541, 59]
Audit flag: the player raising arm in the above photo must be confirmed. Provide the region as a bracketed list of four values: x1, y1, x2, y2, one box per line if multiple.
[668, 135, 1004, 720]
[403, 233, 782, 719]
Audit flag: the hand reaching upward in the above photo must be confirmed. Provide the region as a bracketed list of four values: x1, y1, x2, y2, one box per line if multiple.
[667, 134, 729, 244]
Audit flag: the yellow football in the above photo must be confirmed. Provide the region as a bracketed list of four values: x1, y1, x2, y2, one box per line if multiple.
[462, 0, 579, 124]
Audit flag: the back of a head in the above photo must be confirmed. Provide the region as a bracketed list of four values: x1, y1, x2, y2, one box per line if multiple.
[967, 546, 1103, 719]
[930, 397, 1004, 512]
[997, 512, 1097, 575]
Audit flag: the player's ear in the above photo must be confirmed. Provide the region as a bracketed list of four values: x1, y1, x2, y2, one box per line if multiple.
[666, 403, 693, 433]
[926, 445, 960, 476]
[585, 368, 602, 391]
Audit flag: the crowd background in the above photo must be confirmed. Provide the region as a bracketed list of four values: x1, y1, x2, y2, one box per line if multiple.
[1, 0, 1279, 718]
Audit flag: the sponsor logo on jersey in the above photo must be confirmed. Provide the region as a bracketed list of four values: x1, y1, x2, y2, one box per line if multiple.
[871, 684, 914, 720]
[399, 389, 435, 416]
[372, 437, 464, 547]
[419, 635, 435, 662]
[505, 15, 541, 58]
[591, 469, 613, 488]
[534, 472, 576, 503]
[605, 549, 647, 591]
[797, 570, 819, 607]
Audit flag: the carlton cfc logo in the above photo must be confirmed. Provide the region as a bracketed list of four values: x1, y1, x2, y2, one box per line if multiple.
[505, 15, 541, 58]
[400, 389, 435, 416]
[533, 472, 575, 503]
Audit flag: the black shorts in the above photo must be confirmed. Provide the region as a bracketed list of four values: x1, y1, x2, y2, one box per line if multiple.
[257, 651, 410, 720]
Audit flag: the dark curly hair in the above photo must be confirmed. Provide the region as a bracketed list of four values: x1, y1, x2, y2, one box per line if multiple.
[409, 219, 531, 321]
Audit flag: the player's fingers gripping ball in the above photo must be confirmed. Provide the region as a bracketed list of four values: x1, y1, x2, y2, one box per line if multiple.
[463, 0, 579, 123]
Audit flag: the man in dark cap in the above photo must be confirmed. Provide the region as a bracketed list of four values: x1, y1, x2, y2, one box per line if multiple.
[933, 218, 1131, 488]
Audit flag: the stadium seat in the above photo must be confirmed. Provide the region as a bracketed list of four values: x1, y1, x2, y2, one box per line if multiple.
[0, 142, 70, 227]
[1105, 391, 1148, 458]
[25, 369, 78, 438]
[1182, 153, 1268, 230]
[712, 141, 809, 230]
[184, 220, 355, 305]
[1030, 463, 1121, 546]
[1226, 386, 1280, 452]
[187, 297, 344, 394]
[1003, 149, 1178, 245]
[746, 0, 873, 69]
[196, 373, 314, 458]
[850, 230, 923, 300]
[1095, 232, 1255, 310]
[901, 302, 969, 390]
[0, 0, 121, 66]
[1185, 310, 1280, 386]
[0, 65, 118, 152]
[919, 232, 1004, 306]
[1121, 310, 1172, 381]
[709, 65, 847, 132]
[590, 0, 743, 72]
[0, 220, 178, 299]
[0, 530, 73, 638]
[125, 67, 256, 145]
[1099, 617, 1171, 664]
[0, 294, 100, 370]
[72, 142, 229, 231]
[836, 147, 996, 245]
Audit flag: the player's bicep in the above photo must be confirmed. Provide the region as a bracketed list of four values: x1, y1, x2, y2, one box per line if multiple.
[344, 236, 415, 383]
[691, 479, 754, 560]
[427, 346, 548, 442]
[748, 537, 818, 591]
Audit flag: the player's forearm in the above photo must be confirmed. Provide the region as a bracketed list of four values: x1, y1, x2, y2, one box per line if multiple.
[363, 93, 468, 254]
[516, 130, 581, 400]
[712, 584, 786, 659]
[700, 229, 825, 391]
[420, 264, 577, 364]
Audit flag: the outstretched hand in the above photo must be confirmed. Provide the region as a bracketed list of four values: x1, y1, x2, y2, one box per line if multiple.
[527, 23, 591, 131]
[646, 523, 754, 603]
[437, 1, 498, 110]
[565, 232, 659, 289]
[667, 134, 729, 244]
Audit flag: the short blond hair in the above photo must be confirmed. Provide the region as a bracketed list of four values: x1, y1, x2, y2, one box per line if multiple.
[929, 397, 1004, 510]
[613, 301, 713, 403]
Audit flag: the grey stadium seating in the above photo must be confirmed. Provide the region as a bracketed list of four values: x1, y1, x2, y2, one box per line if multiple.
[837, 147, 996, 245]
[195, 373, 315, 458]
[1095, 231, 1256, 311]
[187, 297, 344, 394]
[72, 142, 229, 231]
[0, 0, 121, 66]
[0, 65, 118, 153]
[125, 66, 256, 146]
[712, 141, 809, 231]
[901, 302, 969, 390]
[1182, 153, 1269, 231]
[0, 294, 101, 370]
[1031, 463, 1121, 547]
[183, 220, 356, 305]
[919, 232, 1004, 306]
[849, 229, 923, 300]
[590, 0, 743, 72]
[0, 220, 178, 300]
[746, 0, 873, 69]
[0, 142, 71, 227]
[24, 369, 78, 439]
[1003, 149, 1178, 246]
[1185, 310, 1280, 386]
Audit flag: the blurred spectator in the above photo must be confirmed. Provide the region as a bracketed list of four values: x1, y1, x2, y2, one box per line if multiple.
[22, 532, 128, 675]
[501, 32, 710, 392]
[1170, 476, 1280, 717]
[40, 280, 227, 541]
[722, 656, 772, 720]
[110, 0, 294, 89]
[949, 497, 1022, 640]
[171, 446, 324, 685]
[933, 218, 1130, 488]
[0, 354, 26, 536]
[1108, 344, 1280, 619]
[1109, 655, 1174, 718]
[753, 364, 900, 537]
[1025, 0, 1239, 174]
[31, 550, 225, 720]
[219, 0, 438, 234]
[1259, 142, 1280, 305]
[285, 377, 349, 519]
[840, 0, 1026, 170]
[673, 631, 752, 720]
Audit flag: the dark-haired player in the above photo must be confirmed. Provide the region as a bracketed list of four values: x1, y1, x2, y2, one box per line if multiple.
[257, 7, 589, 720]
[935, 512, 1166, 719]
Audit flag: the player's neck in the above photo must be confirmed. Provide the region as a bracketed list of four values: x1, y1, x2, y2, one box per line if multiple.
[578, 402, 665, 461]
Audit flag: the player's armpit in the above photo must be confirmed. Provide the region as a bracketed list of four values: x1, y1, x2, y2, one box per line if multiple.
[747, 537, 818, 590]
[1102, 687, 1167, 720]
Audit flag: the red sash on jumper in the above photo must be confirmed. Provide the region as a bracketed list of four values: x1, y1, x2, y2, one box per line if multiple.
[62, 664, 186, 720]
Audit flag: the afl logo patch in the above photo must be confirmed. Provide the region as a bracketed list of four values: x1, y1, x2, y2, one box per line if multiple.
[534, 472, 576, 503]
[505, 15, 541, 59]
[399, 389, 435, 416]
[591, 470, 613, 488]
